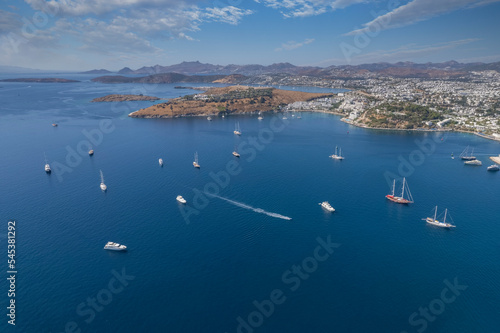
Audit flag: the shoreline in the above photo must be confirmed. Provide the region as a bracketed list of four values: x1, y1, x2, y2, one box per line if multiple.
[130, 104, 500, 145]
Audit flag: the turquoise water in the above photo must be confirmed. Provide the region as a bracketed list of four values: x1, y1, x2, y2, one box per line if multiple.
[0, 76, 499, 333]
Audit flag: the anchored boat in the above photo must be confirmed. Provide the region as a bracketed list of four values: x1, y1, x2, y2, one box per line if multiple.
[386, 178, 414, 204]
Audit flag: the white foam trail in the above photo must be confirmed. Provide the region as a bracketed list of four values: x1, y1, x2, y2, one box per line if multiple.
[207, 194, 292, 220]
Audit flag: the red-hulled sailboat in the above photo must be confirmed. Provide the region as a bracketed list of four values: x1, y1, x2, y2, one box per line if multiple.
[386, 177, 414, 204]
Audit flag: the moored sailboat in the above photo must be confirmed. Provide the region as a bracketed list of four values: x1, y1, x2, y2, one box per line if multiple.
[423, 206, 455, 228]
[460, 146, 476, 160]
[386, 178, 413, 204]
[329, 146, 344, 160]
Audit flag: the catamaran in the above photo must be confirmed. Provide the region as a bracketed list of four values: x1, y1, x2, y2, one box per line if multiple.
[234, 122, 241, 135]
[193, 152, 200, 168]
[100, 170, 107, 191]
[459, 146, 476, 160]
[423, 206, 455, 228]
[386, 178, 414, 204]
[329, 146, 344, 160]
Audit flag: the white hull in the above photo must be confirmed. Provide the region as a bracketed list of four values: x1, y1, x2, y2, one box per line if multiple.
[425, 218, 455, 228]
[232, 151, 240, 157]
[176, 195, 186, 204]
[329, 155, 344, 160]
[464, 160, 481, 166]
[319, 201, 335, 212]
[45, 164, 51, 172]
[104, 242, 127, 251]
[159, 158, 163, 166]
[100, 183, 107, 191]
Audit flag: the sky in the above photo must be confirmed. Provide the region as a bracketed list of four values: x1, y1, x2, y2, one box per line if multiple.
[0, 0, 499, 71]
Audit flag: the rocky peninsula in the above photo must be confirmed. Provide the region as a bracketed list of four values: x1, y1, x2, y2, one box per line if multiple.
[129, 86, 333, 118]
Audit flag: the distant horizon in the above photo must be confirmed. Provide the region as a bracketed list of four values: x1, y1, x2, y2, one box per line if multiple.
[1, 58, 500, 74]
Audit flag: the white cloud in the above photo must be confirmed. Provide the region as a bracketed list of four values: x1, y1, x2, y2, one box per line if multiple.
[204, 6, 254, 25]
[0, 10, 22, 34]
[275, 38, 314, 51]
[256, 0, 369, 18]
[347, 0, 500, 35]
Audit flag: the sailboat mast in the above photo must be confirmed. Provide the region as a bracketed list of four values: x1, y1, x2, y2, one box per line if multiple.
[443, 209, 447, 223]
[392, 180, 395, 196]
[401, 177, 405, 198]
[434, 206, 437, 221]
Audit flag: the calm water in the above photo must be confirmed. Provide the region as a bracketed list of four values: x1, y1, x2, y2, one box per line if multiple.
[0, 75, 499, 333]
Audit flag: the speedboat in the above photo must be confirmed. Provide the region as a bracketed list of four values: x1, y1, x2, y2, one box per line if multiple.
[258, 116, 263, 120]
[176, 195, 186, 204]
[52, 123, 58, 127]
[104, 242, 127, 251]
[232, 151, 240, 157]
[487, 164, 499, 171]
[99, 170, 107, 191]
[159, 158, 163, 166]
[88, 149, 94, 156]
[207, 117, 212, 121]
[45, 163, 51, 173]
[319, 201, 335, 212]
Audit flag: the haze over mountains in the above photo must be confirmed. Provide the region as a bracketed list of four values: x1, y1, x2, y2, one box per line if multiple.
[84, 60, 500, 77]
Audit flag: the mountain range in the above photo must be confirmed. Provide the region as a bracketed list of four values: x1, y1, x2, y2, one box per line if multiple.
[108, 60, 500, 77]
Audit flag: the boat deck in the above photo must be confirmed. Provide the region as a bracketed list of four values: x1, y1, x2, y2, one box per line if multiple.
[489, 156, 500, 164]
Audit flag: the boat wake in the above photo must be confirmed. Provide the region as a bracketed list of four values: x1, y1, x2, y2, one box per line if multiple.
[206, 194, 292, 220]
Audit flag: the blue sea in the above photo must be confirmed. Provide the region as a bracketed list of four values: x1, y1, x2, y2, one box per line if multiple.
[0, 74, 499, 333]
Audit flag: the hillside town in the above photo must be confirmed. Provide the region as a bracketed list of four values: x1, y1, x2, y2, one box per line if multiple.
[266, 70, 500, 139]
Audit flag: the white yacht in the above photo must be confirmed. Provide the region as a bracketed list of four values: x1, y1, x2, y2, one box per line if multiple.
[176, 195, 186, 204]
[88, 149, 94, 156]
[234, 122, 241, 135]
[100, 170, 107, 191]
[159, 158, 163, 166]
[232, 151, 240, 157]
[258, 116, 263, 120]
[207, 116, 212, 121]
[193, 152, 200, 168]
[319, 201, 335, 212]
[423, 206, 455, 228]
[329, 146, 345, 160]
[464, 159, 482, 166]
[487, 164, 499, 171]
[104, 242, 127, 251]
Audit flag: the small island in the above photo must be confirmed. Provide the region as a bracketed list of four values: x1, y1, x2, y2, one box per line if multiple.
[91, 94, 160, 102]
[0, 78, 80, 83]
[129, 86, 333, 118]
